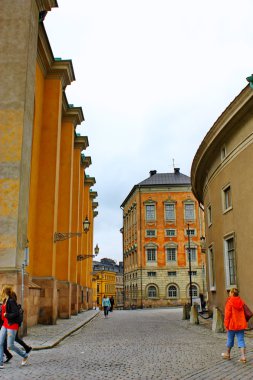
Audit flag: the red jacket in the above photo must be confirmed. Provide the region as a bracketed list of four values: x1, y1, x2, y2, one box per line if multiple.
[224, 296, 247, 331]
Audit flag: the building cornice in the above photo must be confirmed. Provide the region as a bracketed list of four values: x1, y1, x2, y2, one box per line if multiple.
[36, 0, 58, 12]
[92, 202, 99, 210]
[37, 23, 75, 88]
[191, 84, 253, 203]
[62, 93, 84, 125]
[90, 191, 98, 200]
[85, 176, 96, 187]
[74, 136, 89, 151]
[81, 154, 91, 168]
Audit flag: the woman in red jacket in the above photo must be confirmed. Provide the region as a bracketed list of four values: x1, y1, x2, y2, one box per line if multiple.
[222, 288, 247, 363]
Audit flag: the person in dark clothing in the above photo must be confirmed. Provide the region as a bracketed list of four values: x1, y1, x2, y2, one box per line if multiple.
[0, 286, 30, 368]
[110, 296, 115, 312]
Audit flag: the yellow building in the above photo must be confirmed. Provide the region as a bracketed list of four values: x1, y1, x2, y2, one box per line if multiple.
[93, 261, 116, 309]
[0, 1, 98, 330]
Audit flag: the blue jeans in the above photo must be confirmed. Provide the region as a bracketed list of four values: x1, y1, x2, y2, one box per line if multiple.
[0, 327, 28, 365]
[227, 330, 246, 348]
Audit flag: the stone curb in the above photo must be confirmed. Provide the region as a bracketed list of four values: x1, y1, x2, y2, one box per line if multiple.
[31, 311, 100, 350]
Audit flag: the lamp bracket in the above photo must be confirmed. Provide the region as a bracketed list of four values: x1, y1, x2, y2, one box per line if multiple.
[77, 254, 95, 261]
[54, 232, 81, 242]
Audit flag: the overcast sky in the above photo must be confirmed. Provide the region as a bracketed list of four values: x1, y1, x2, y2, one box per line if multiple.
[45, 0, 253, 263]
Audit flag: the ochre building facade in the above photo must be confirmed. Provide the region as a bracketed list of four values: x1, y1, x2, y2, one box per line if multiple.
[121, 169, 205, 309]
[191, 83, 253, 315]
[0, 1, 98, 331]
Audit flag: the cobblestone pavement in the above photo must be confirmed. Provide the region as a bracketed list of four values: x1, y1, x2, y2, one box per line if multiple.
[1, 308, 253, 380]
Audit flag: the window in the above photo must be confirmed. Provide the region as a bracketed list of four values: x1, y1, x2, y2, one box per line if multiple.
[168, 285, 177, 298]
[224, 237, 236, 287]
[207, 204, 212, 226]
[147, 248, 156, 262]
[223, 185, 232, 211]
[97, 284, 99, 292]
[146, 204, 155, 221]
[208, 246, 216, 290]
[186, 228, 196, 236]
[186, 247, 197, 262]
[189, 284, 198, 297]
[166, 247, 177, 262]
[148, 286, 157, 298]
[221, 145, 226, 160]
[146, 229, 156, 237]
[188, 271, 197, 276]
[147, 271, 156, 277]
[165, 229, 176, 237]
[184, 203, 195, 220]
[165, 203, 175, 220]
[168, 271, 177, 277]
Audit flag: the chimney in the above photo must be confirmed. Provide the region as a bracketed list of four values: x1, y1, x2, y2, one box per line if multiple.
[174, 168, 180, 174]
[149, 170, 157, 177]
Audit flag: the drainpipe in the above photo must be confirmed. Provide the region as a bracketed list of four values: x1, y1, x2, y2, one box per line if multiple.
[139, 185, 143, 309]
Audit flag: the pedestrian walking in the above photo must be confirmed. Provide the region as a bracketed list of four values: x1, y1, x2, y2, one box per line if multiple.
[0, 286, 30, 369]
[110, 296, 115, 312]
[102, 295, 111, 318]
[222, 287, 247, 363]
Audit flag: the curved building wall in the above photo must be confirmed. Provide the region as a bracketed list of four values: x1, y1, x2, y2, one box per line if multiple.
[191, 85, 253, 312]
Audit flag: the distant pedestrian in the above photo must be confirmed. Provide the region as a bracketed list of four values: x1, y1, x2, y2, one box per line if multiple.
[102, 295, 111, 318]
[0, 286, 30, 369]
[222, 287, 247, 363]
[110, 296, 115, 312]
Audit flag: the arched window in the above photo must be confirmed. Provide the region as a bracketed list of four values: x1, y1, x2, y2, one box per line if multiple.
[168, 285, 178, 298]
[148, 285, 157, 298]
[188, 284, 198, 297]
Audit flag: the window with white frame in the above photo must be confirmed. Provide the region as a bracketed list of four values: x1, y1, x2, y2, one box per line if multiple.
[165, 203, 175, 221]
[168, 285, 178, 298]
[146, 248, 156, 262]
[147, 271, 156, 277]
[186, 247, 197, 262]
[186, 228, 196, 237]
[145, 204, 156, 221]
[188, 270, 197, 276]
[207, 204, 212, 226]
[224, 236, 236, 287]
[223, 185, 232, 211]
[146, 229, 156, 237]
[188, 284, 198, 297]
[168, 271, 177, 277]
[165, 229, 176, 237]
[148, 285, 157, 298]
[166, 247, 177, 262]
[208, 246, 216, 290]
[184, 202, 195, 220]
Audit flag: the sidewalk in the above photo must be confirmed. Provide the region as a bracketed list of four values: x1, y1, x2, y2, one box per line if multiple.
[24, 309, 100, 350]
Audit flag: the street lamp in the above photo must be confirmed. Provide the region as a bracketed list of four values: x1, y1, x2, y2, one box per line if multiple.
[94, 243, 99, 255]
[77, 244, 99, 261]
[187, 223, 193, 307]
[54, 216, 90, 242]
[83, 216, 90, 233]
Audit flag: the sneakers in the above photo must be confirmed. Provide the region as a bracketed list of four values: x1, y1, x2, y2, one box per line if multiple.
[4, 354, 13, 363]
[0, 364, 4, 369]
[21, 356, 29, 366]
[26, 346, 32, 354]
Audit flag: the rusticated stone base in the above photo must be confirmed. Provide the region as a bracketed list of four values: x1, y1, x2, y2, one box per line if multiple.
[32, 276, 58, 325]
[57, 280, 71, 319]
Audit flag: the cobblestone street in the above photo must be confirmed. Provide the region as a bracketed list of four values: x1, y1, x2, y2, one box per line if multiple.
[2, 308, 253, 380]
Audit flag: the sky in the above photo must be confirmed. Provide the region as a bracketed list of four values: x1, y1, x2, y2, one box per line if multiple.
[45, 0, 253, 263]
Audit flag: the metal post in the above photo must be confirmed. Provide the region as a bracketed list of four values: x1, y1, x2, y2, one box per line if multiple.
[187, 223, 193, 306]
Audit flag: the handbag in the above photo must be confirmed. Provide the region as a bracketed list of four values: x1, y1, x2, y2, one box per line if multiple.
[243, 304, 253, 322]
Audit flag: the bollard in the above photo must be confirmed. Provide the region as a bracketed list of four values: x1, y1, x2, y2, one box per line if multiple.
[190, 304, 199, 325]
[182, 303, 191, 320]
[212, 306, 225, 333]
